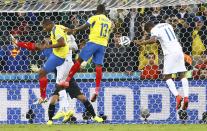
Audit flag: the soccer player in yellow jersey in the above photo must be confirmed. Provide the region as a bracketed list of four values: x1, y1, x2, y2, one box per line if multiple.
[59, 4, 112, 102]
[38, 19, 69, 103]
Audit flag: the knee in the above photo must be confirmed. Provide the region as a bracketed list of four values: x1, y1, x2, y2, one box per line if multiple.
[77, 57, 84, 63]
[77, 95, 87, 102]
[39, 69, 47, 78]
[96, 64, 102, 67]
[179, 72, 186, 79]
[50, 95, 59, 105]
[164, 74, 172, 81]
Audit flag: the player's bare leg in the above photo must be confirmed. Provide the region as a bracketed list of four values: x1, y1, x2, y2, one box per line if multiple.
[165, 74, 183, 110]
[179, 72, 189, 110]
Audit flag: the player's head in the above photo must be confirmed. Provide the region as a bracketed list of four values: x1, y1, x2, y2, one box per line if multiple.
[42, 19, 54, 32]
[144, 21, 155, 33]
[96, 4, 106, 14]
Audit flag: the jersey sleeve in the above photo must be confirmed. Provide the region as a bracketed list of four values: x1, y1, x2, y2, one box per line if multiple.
[150, 27, 159, 37]
[55, 28, 65, 40]
[86, 16, 96, 26]
[59, 25, 67, 30]
[69, 35, 78, 51]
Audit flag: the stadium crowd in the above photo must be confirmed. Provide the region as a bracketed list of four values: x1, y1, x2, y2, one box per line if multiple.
[0, 3, 207, 79]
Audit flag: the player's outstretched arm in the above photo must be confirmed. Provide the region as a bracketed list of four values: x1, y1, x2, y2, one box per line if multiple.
[64, 24, 89, 35]
[74, 23, 90, 33]
[134, 36, 157, 46]
[64, 24, 90, 35]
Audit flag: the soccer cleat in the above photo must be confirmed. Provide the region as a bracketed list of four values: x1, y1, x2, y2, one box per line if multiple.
[63, 110, 74, 123]
[33, 97, 48, 104]
[52, 111, 65, 120]
[92, 116, 103, 123]
[46, 120, 53, 125]
[182, 97, 189, 110]
[10, 34, 18, 48]
[176, 95, 183, 110]
[91, 93, 98, 102]
[58, 81, 69, 88]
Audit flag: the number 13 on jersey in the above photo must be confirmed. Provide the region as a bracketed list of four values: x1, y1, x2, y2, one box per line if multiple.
[100, 23, 109, 37]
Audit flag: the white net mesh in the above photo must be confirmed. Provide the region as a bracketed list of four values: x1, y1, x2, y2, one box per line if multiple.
[0, 0, 207, 12]
[0, 0, 207, 124]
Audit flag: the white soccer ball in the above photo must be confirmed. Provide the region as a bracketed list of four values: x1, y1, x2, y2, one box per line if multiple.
[140, 108, 150, 119]
[119, 36, 131, 46]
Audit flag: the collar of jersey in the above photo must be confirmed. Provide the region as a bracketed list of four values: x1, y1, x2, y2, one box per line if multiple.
[52, 25, 56, 33]
[51, 25, 56, 38]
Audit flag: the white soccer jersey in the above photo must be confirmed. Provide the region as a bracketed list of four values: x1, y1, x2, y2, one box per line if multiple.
[56, 35, 78, 83]
[150, 23, 186, 74]
[150, 23, 183, 55]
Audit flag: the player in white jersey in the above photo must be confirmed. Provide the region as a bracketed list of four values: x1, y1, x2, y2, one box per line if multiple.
[135, 22, 189, 110]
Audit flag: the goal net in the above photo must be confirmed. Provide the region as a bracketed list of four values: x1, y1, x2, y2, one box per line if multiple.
[0, 0, 207, 124]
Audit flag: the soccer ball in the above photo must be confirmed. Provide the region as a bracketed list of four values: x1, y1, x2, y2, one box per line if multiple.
[178, 110, 188, 120]
[119, 36, 131, 46]
[141, 108, 150, 119]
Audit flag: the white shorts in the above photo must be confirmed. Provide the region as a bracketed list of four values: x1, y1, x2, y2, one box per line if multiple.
[163, 53, 187, 75]
[56, 53, 73, 83]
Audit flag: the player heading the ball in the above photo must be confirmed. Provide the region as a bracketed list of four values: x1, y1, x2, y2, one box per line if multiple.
[135, 21, 189, 110]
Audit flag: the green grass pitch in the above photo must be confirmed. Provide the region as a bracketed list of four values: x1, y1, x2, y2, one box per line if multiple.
[0, 124, 207, 131]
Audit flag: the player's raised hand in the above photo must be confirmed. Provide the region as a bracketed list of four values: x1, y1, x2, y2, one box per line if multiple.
[30, 64, 40, 72]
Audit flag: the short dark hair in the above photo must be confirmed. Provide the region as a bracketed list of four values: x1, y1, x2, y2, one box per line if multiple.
[96, 4, 106, 14]
[42, 19, 53, 25]
[144, 21, 155, 32]
[79, 39, 86, 44]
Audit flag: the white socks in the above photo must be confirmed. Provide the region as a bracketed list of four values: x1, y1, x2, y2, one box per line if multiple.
[166, 79, 179, 96]
[166, 78, 189, 97]
[58, 90, 69, 112]
[181, 78, 189, 97]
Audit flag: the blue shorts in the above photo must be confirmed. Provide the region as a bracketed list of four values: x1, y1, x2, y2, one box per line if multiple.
[79, 42, 106, 65]
[43, 53, 65, 73]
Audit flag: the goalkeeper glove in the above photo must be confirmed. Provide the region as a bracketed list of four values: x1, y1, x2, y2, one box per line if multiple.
[80, 61, 87, 69]
[30, 64, 40, 72]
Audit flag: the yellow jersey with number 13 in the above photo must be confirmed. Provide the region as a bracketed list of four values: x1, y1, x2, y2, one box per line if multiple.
[86, 14, 112, 47]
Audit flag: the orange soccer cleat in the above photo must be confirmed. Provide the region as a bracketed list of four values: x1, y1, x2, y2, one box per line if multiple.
[182, 97, 189, 110]
[176, 95, 183, 110]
